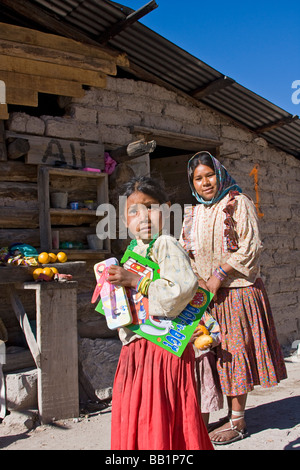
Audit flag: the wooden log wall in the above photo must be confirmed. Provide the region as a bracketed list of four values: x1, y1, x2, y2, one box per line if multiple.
[0, 161, 101, 236]
[0, 22, 128, 116]
[0, 160, 111, 337]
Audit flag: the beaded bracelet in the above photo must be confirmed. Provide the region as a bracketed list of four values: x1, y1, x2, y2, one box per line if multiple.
[136, 276, 144, 292]
[218, 266, 228, 277]
[213, 266, 228, 282]
[142, 278, 152, 296]
[136, 276, 152, 296]
[213, 269, 224, 281]
[140, 278, 152, 296]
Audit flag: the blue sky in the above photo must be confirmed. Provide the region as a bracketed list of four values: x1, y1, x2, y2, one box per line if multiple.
[125, 1, 300, 115]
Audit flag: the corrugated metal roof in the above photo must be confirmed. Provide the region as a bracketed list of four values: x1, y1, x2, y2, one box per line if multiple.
[6, 0, 300, 157]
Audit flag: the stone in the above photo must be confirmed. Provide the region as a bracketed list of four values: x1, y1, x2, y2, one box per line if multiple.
[67, 106, 97, 124]
[78, 338, 122, 402]
[26, 116, 45, 135]
[5, 368, 38, 411]
[6, 112, 28, 133]
[2, 409, 39, 431]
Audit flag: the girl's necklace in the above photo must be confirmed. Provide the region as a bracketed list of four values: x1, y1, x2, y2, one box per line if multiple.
[126, 233, 159, 259]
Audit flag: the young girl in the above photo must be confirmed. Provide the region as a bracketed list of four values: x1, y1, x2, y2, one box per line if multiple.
[181, 151, 287, 445]
[191, 310, 223, 429]
[107, 176, 213, 451]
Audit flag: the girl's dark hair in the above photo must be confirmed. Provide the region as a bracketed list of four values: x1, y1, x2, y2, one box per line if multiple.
[188, 151, 214, 180]
[119, 176, 170, 204]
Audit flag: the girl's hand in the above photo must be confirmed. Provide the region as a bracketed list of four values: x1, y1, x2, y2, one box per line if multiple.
[189, 324, 204, 343]
[206, 275, 222, 297]
[107, 265, 141, 289]
[190, 330, 200, 342]
[198, 279, 208, 290]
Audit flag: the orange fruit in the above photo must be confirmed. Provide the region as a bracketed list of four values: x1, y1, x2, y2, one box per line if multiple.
[194, 334, 213, 350]
[195, 324, 210, 336]
[50, 267, 59, 275]
[42, 267, 54, 278]
[48, 252, 57, 263]
[38, 252, 50, 264]
[33, 268, 43, 280]
[57, 252, 67, 263]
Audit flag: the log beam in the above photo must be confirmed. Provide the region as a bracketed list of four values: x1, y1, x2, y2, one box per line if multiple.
[190, 76, 235, 99]
[109, 139, 156, 163]
[7, 138, 30, 160]
[97, 0, 158, 44]
[254, 115, 299, 134]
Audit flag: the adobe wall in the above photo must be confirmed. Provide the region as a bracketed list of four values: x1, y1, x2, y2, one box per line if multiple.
[6, 76, 300, 346]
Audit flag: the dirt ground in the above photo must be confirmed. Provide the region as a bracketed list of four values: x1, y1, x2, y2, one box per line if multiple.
[0, 358, 299, 451]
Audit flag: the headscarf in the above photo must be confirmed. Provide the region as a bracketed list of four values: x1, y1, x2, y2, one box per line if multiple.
[187, 151, 242, 205]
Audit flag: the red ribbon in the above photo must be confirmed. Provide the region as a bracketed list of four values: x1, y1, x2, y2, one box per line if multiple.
[91, 267, 110, 303]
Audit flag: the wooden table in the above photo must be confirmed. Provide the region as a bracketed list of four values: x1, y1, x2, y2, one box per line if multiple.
[1, 262, 84, 423]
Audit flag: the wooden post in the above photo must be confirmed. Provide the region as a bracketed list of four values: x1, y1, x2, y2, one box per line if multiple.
[0, 121, 7, 161]
[38, 165, 52, 250]
[8, 287, 41, 368]
[23, 281, 79, 424]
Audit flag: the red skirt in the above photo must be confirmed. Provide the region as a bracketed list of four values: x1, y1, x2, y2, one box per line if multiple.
[111, 339, 214, 450]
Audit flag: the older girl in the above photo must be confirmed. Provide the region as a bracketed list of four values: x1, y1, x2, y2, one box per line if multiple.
[181, 152, 287, 445]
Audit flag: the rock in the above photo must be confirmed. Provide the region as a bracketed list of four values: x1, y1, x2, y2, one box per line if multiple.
[290, 340, 300, 362]
[5, 368, 38, 411]
[78, 338, 121, 402]
[1, 409, 39, 431]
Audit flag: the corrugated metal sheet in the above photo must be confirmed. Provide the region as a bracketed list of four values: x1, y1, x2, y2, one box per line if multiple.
[18, 1, 300, 157]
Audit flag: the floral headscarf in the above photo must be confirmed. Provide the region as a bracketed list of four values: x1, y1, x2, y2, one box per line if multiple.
[187, 152, 242, 205]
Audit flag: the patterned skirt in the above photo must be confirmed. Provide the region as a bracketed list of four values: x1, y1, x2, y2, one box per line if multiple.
[111, 339, 214, 450]
[194, 350, 224, 413]
[210, 278, 287, 396]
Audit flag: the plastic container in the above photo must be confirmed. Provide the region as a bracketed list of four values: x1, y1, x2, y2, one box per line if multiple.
[50, 192, 68, 209]
[59, 241, 84, 249]
[87, 234, 103, 250]
[70, 201, 79, 210]
[84, 200, 95, 210]
[82, 167, 101, 173]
